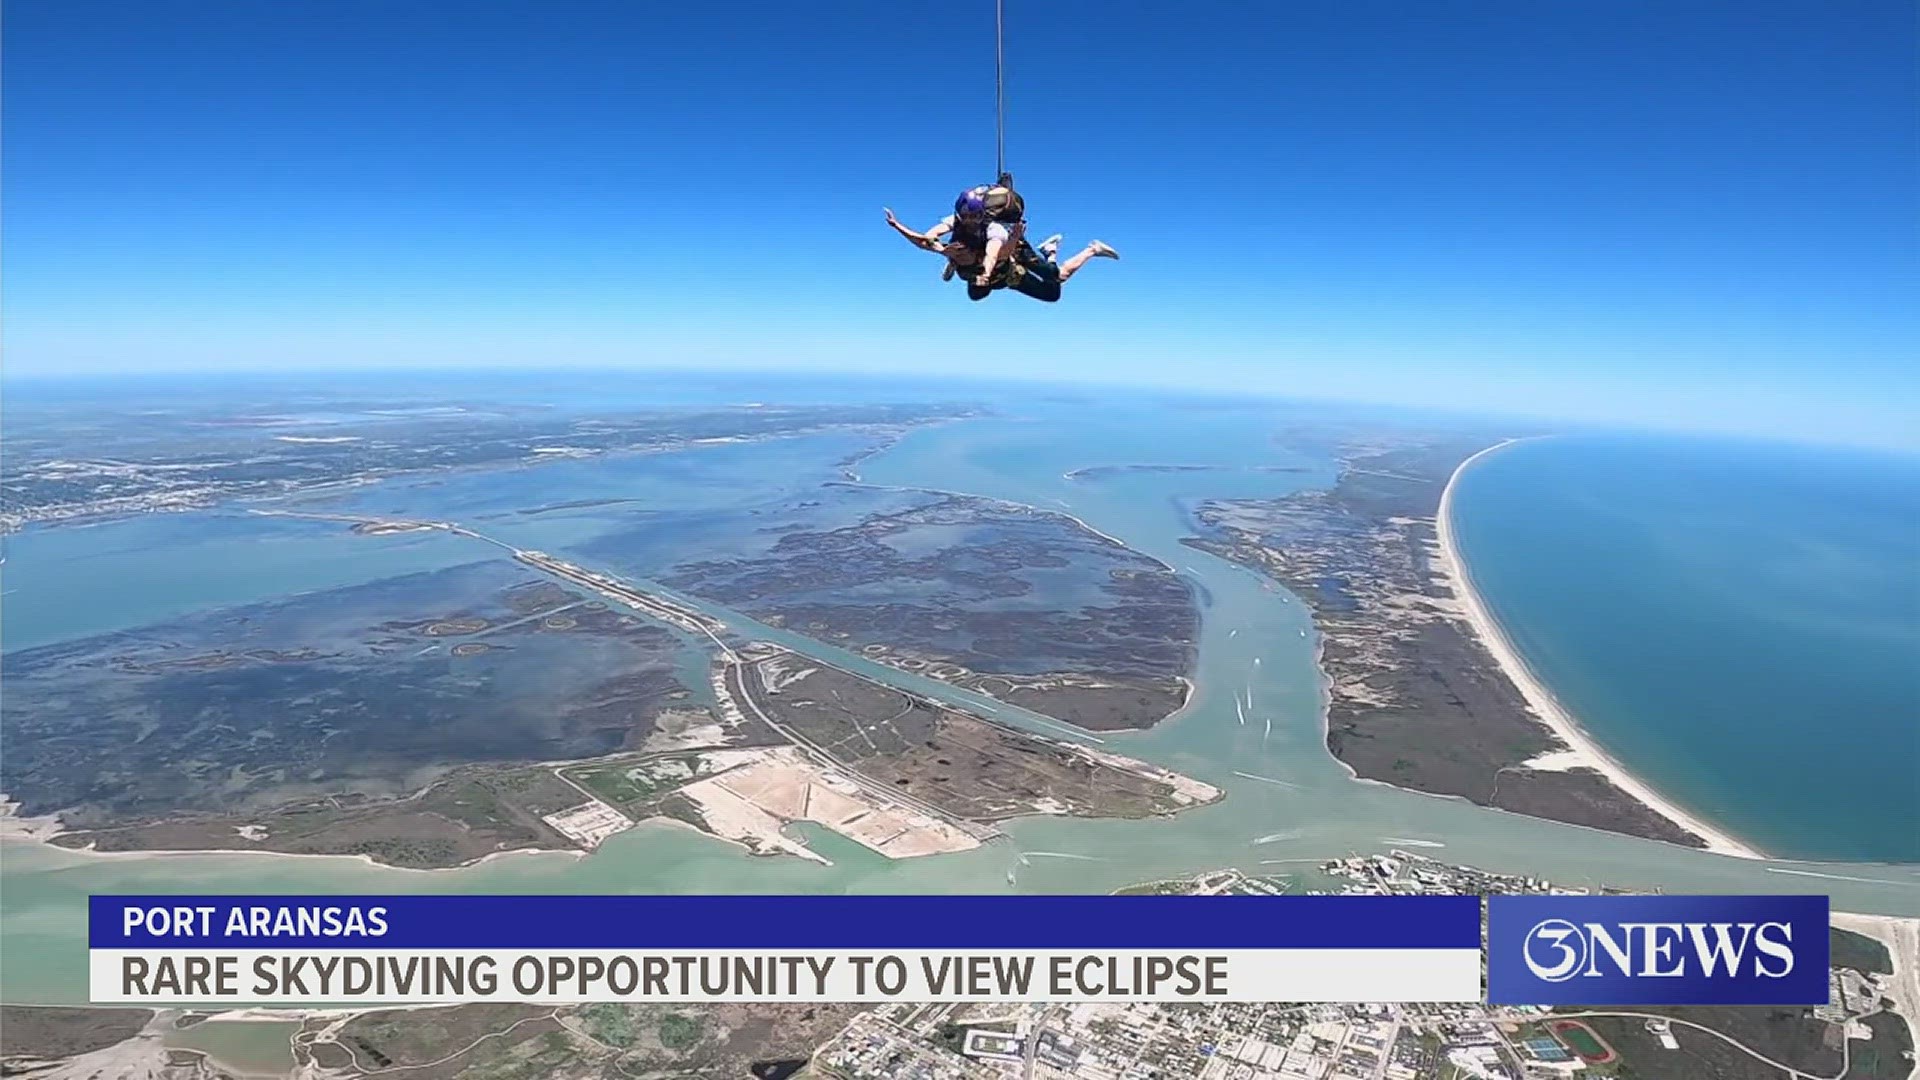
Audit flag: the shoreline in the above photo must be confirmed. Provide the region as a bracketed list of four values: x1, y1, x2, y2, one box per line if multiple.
[0, 832, 586, 874]
[1435, 438, 1765, 861]
[0, 801, 588, 875]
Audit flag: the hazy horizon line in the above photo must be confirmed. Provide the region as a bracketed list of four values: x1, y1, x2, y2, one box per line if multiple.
[4, 363, 1916, 459]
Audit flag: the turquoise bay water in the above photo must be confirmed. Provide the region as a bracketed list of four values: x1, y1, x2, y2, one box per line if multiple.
[1451, 435, 1920, 863]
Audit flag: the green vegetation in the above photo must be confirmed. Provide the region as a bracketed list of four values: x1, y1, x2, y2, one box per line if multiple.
[1570, 1003, 1909, 1080]
[431, 780, 515, 832]
[491, 770, 549, 794]
[657, 1013, 703, 1051]
[576, 1003, 636, 1049]
[568, 763, 663, 808]
[452, 1029, 587, 1080]
[657, 794, 709, 832]
[455, 1030, 593, 1080]
[346, 837, 462, 869]
[1831, 926, 1894, 975]
[476, 767, 597, 816]
[560, 753, 720, 815]
[1509, 1021, 1553, 1044]
[1846, 1012, 1916, 1080]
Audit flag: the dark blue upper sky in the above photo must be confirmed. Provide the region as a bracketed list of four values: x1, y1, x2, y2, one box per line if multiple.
[6, 0, 1916, 446]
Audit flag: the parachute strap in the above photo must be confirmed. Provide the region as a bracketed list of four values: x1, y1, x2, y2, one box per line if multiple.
[995, 0, 1006, 179]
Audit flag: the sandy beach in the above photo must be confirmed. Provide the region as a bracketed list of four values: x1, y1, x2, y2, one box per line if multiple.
[1435, 439, 1765, 860]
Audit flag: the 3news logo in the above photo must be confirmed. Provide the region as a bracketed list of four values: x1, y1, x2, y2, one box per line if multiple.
[1486, 895, 1830, 1005]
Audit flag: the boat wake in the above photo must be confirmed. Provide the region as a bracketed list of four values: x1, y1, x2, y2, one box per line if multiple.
[1252, 830, 1301, 846]
[1768, 867, 1919, 888]
[1232, 770, 1300, 790]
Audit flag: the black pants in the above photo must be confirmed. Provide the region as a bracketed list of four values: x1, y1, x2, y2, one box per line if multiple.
[964, 242, 1062, 303]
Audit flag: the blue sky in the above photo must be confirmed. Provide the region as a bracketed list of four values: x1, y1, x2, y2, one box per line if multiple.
[6, 0, 1916, 447]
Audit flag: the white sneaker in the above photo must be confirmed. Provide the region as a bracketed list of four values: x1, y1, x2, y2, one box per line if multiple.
[1089, 240, 1119, 260]
[1037, 234, 1064, 261]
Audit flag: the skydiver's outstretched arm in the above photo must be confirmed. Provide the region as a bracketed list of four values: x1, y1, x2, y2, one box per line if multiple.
[887, 209, 955, 244]
[883, 208, 944, 252]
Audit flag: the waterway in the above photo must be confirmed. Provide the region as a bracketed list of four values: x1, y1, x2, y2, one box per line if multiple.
[5, 402, 1918, 1016]
[165, 1018, 299, 1078]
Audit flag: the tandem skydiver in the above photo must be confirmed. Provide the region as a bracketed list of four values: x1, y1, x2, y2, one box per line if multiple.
[883, 178, 1118, 303]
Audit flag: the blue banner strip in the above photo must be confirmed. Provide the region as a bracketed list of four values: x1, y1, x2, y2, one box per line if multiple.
[91, 894, 1481, 950]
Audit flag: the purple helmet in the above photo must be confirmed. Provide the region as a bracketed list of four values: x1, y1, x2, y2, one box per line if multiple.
[953, 186, 990, 219]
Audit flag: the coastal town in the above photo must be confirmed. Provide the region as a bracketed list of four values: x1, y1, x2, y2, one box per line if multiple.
[810, 854, 1918, 1080]
[0, 404, 972, 534]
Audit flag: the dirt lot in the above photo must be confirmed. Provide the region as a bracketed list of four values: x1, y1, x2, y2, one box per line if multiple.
[678, 747, 981, 859]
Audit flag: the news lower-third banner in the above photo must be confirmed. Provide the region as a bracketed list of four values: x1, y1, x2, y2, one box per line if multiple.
[92, 895, 1480, 1004]
[89, 893, 1833, 1006]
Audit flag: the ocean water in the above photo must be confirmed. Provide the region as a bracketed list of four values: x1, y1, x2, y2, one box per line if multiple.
[1450, 435, 1920, 863]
